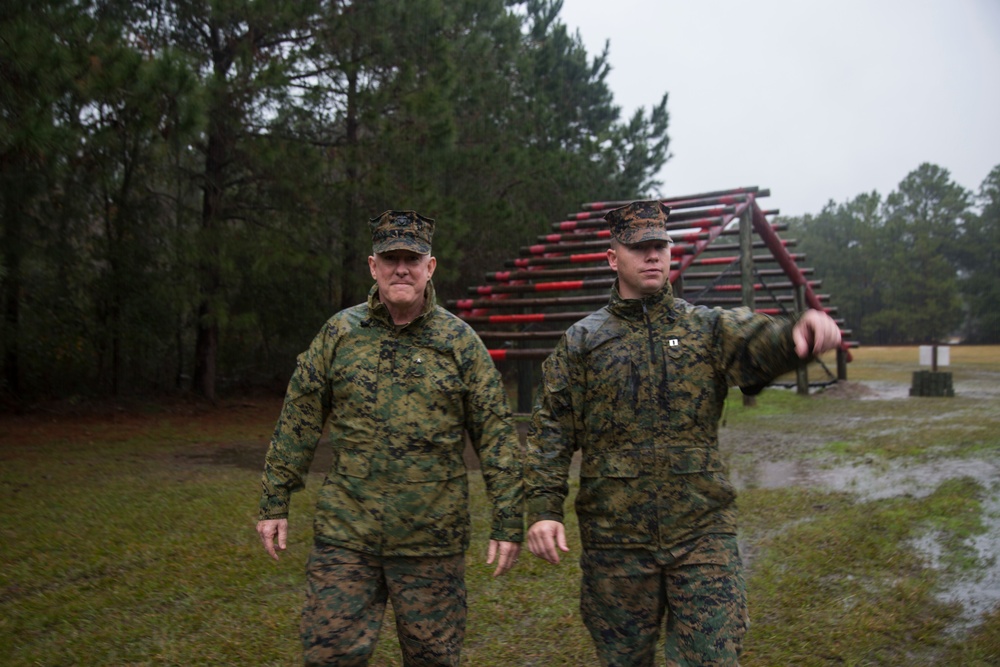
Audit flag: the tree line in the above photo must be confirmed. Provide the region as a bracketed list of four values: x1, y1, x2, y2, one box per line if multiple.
[1, 0, 670, 402]
[4, 2, 996, 405]
[787, 162, 1000, 346]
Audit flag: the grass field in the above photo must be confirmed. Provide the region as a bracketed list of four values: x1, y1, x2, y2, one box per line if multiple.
[2, 346, 998, 666]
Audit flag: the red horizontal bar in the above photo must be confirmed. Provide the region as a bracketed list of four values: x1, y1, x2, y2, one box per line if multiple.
[457, 309, 492, 318]
[686, 217, 721, 229]
[541, 229, 613, 243]
[537, 280, 584, 292]
[676, 231, 704, 243]
[485, 313, 549, 324]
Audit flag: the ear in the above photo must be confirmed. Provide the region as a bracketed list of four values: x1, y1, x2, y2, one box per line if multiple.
[426, 255, 437, 278]
[606, 247, 618, 271]
[367, 255, 377, 279]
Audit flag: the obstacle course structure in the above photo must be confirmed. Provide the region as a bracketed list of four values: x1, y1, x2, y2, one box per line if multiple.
[447, 187, 855, 410]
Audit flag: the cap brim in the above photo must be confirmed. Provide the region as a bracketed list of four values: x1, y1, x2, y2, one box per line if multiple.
[614, 230, 673, 245]
[373, 239, 432, 254]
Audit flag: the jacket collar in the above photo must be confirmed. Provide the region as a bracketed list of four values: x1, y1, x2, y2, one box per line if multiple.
[367, 281, 437, 329]
[607, 278, 676, 323]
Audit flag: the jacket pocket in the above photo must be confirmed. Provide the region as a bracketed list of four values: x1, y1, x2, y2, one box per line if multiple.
[387, 453, 466, 483]
[577, 448, 653, 545]
[404, 350, 465, 420]
[668, 445, 724, 474]
[580, 448, 646, 478]
[335, 451, 371, 478]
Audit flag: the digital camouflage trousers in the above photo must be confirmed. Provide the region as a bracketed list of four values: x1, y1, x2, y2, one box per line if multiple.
[301, 543, 467, 667]
[580, 534, 748, 667]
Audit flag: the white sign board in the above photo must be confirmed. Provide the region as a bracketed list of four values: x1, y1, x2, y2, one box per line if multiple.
[919, 345, 950, 366]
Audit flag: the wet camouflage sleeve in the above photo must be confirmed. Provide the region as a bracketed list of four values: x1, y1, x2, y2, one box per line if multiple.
[258, 321, 337, 521]
[456, 326, 525, 543]
[713, 306, 802, 389]
[524, 336, 582, 525]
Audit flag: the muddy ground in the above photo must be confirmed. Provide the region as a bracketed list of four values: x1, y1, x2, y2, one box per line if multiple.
[6, 367, 997, 633]
[182, 371, 1000, 626]
[721, 373, 1000, 628]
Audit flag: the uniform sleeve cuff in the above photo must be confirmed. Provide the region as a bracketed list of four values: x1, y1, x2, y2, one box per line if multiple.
[526, 496, 564, 525]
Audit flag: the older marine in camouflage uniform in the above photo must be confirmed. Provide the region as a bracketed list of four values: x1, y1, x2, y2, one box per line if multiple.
[257, 210, 523, 667]
[525, 201, 842, 667]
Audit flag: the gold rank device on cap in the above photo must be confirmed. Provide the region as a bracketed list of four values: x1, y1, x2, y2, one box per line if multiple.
[604, 200, 672, 245]
[369, 210, 435, 254]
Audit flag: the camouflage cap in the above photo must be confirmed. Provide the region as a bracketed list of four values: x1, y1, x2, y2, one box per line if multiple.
[604, 200, 672, 245]
[369, 210, 435, 254]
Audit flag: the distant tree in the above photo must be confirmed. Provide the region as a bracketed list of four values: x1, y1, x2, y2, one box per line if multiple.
[78, 15, 202, 395]
[0, 0, 95, 397]
[791, 164, 982, 346]
[2, 0, 674, 401]
[958, 164, 1000, 343]
[440, 0, 670, 298]
[136, 0, 324, 400]
[788, 192, 884, 344]
[869, 164, 968, 343]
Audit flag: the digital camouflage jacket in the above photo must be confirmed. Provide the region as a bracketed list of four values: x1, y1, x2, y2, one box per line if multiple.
[259, 282, 524, 557]
[525, 281, 801, 550]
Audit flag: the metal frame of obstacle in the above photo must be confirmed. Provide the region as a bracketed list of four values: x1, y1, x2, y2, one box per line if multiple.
[447, 187, 857, 409]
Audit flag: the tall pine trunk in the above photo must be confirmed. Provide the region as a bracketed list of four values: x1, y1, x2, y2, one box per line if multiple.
[192, 30, 236, 401]
[2, 190, 21, 396]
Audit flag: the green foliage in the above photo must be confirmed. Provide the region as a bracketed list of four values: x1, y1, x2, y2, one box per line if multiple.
[789, 162, 998, 345]
[0, 0, 671, 400]
[959, 165, 1000, 343]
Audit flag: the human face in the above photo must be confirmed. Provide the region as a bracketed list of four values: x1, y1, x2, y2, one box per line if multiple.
[368, 249, 436, 321]
[607, 239, 672, 299]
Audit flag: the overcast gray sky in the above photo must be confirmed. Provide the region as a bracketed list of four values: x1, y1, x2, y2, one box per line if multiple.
[558, 0, 1000, 217]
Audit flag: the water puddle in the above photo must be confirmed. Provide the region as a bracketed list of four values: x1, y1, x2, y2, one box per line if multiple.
[730, 378, 1000, 629]
[912, 492, 1000, 629]
[736, 456, 999, 501]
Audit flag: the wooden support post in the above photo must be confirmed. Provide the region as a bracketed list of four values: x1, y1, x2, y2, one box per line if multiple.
[739, 207, 757, 406]
[739, 207, 755, 312]
[836, 347, 848, 380]
[516, 301, 535, 413]
[795, 283, 809, 396]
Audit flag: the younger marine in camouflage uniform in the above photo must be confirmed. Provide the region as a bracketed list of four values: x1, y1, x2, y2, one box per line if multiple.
[257, 211, 524, 667]
[525, 201, 842, 667]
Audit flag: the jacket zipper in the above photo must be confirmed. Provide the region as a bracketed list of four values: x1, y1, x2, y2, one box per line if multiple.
[642, 299, 670, 413]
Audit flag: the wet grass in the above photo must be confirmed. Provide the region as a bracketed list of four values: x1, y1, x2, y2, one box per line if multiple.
[734, 483, 1000, 665]
[740, 480, 972, 665]
[2, 346, 999, 665]
[724, 345, 1000, 665]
